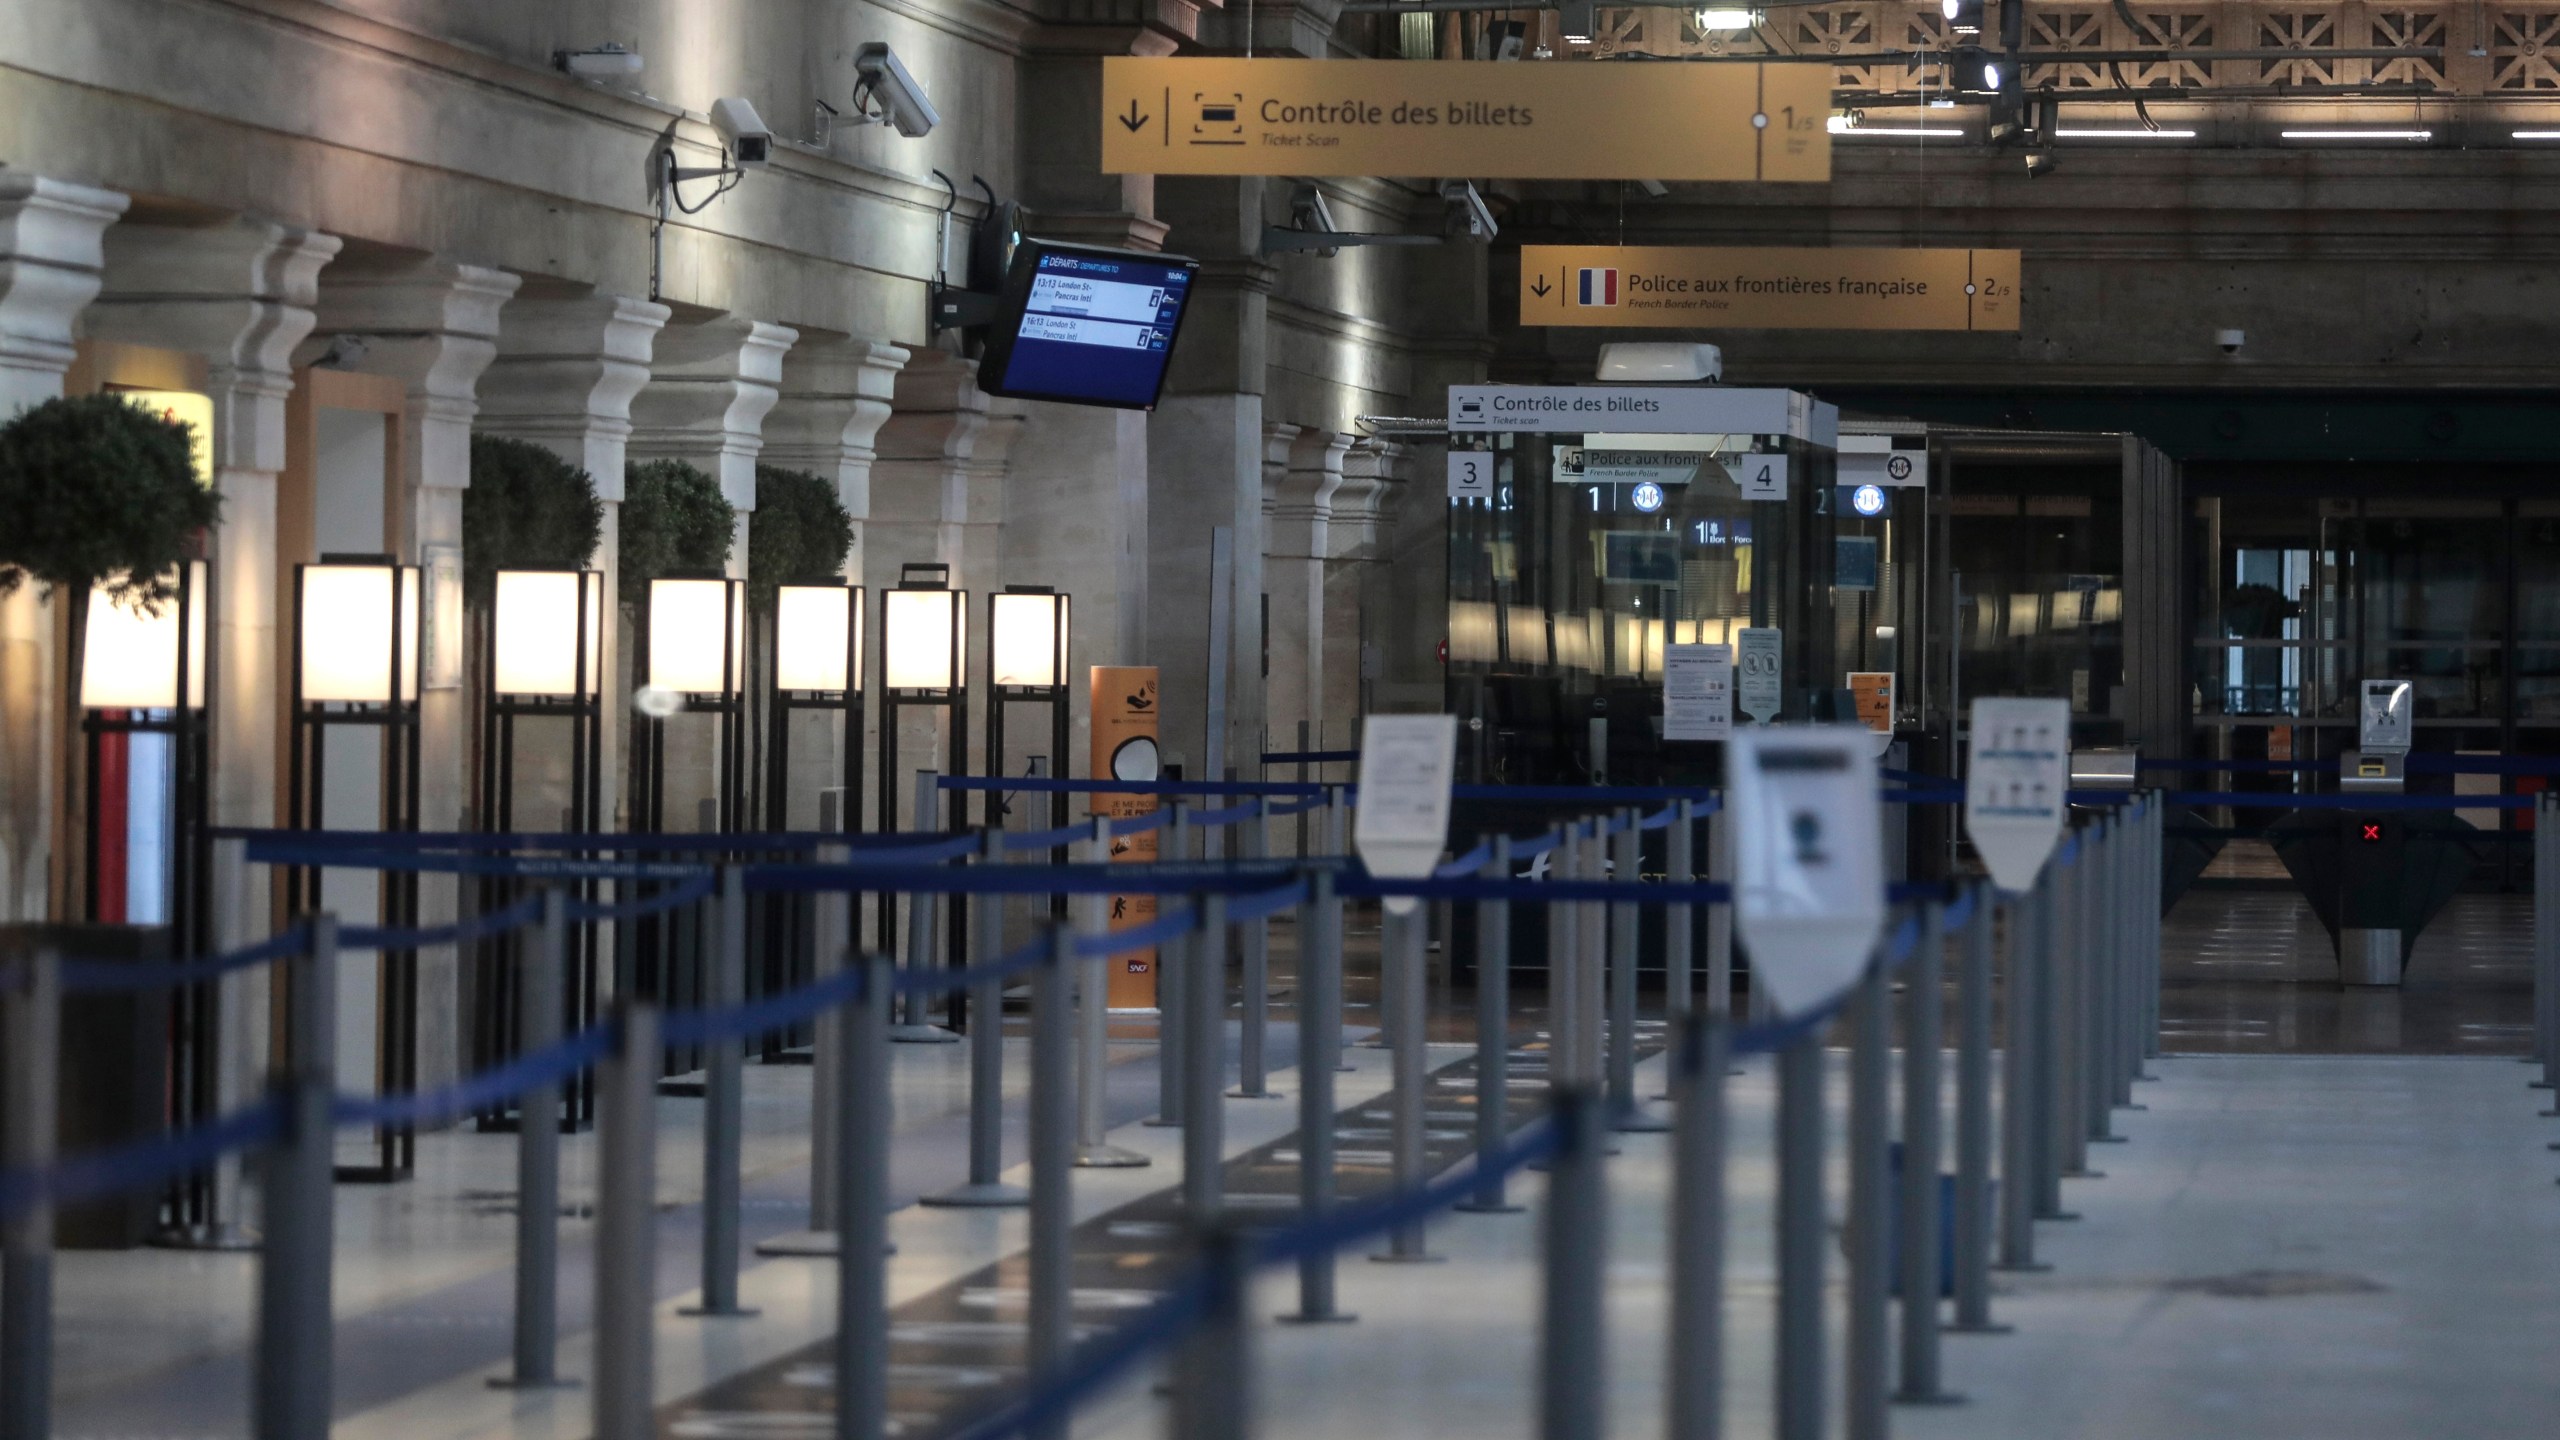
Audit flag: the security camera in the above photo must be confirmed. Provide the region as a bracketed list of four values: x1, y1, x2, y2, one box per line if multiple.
[1441, 180, 1497, 241]
[853, 43, 939, 138]
[1636, 178, 1671, 198]
[555, 42, 642, 79]
[1289, 182, 1339, 236]
[711, 98, 773, 169]
[2215, 328, 2246, 355]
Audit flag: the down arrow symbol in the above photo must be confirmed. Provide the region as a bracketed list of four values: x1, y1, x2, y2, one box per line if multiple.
[1530, 274, 1553, 299]
[1120, 100, 1149, 133]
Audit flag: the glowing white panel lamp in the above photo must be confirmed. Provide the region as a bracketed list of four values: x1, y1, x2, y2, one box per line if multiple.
[649, 574, 742, 695]
[776, 582, 862, 693]
[492, 569, 603, 697]
[989, 587, 1070, 690]
[299, 556, 421, 704]
[81, 562, 209, 710]
[883, 583, 966, 691]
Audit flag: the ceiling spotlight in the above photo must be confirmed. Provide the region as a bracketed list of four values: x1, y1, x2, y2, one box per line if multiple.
[2024, 147, 2060, 177]
[1951, 45, 2008, 95]
[1942, 0, 1985, 34]
[1696, 7, 1758, 29]
[1561, 0, 1599, 42]
[555, 42, 643, 79]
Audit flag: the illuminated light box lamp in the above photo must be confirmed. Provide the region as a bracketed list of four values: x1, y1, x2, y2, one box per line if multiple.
[473, 567, 606, 1132]
[986, 586, 1072, 840]
[78, 560, 212, 939]
[768, 581, 865, 833]
[289, 553, 425, 1183]
[636, 571, 746, 835]
[876, 564, 969, 1024]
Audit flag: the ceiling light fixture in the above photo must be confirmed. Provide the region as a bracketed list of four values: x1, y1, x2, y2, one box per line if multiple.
[1696, 6, 1758, 28]
[2055, 128, 2198, 138]
[2279, 128, 2432, 140]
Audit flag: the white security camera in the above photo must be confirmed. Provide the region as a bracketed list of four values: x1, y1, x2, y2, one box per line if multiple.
[1441, 180, 1497, 241]
[711, 98, 773, 169]
[1289, 183, 1339, 236]
[2215, 328, 2246, 355]
[853, 43, 939, 138]
[1636, 178, 1671, 198]
[555, 42, 643, 79]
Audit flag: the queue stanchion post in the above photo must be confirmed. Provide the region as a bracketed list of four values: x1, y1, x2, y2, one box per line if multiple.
[891, 769, 958, 1044]
[1027, 924, 1075, 1440]
[1954, 882, 2014, 1327]
[1375, 895, 1440, 1262]
[1171, 1223, 1254, 1440]
[496, 887, 572, 1385]
[2537, 791, 2557, 1101]
[1895, 901, 1960, 1402]
[1075, 819, 1147, 1168]
[1775, 1021, 1827, 1440]
[1325, 788, 1355, 1072]
[1707, 802, 1736, 1022]
[1845, 947, 1891, 1440]
[924, 832, 1029, 1208]
[1456, 834, 1524, 1214]
[1999, 877, 2049, 1270]
[1539, 1087, 1607, 1440]
[1576, 825, 1607, 1105]
[685, 866, 757, 1316]
[1234, 796, 1278, 1099]
[1667, 799, 1698, 1024]
[1, 945, 60, 1440]
[1149, 804, 1192, 1126]
[1547, 826, 1581, 1093]
[1182, 893, 1226, 1219]
[2087, 818, 2122, 1142]
[592, 1001, 658, 1440]
[1282, 865, 1354, 1324]
[2036, 848, 2072, 1217]
[759, 845, 853, 1255]
[2113, 811, 2140, 1108]
[254, 913, 337, 1440]
[1609, 811, 1666, 1133]
[1665, 1012, 1729, 1440]
[835, 955, 893, 1440]
[2142, 797, 2162, 1070]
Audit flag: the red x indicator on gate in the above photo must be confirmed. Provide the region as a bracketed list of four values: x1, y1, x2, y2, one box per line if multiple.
[2361, 824, 2383, 842]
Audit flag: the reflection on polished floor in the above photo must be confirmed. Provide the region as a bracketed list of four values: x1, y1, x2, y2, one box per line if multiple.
[2161, 889, 2533, 1056]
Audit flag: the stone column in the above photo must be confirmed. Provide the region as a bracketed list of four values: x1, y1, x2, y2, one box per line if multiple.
[1147, 248, 1275, 780]
[1326, 440, 1410, 726]
[626, 316, 796, 832]
[476, 288, 670, 833]
[1266, 426, 1348, 749]
[305, 256, 521, 1090]
[0, 173, 128, 924]
[760, 333, 910, 826]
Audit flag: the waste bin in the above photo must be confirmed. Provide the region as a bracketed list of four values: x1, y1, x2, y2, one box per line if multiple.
[2, 923, 173, 1248]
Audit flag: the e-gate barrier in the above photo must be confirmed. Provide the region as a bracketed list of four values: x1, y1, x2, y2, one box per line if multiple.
[26, 767, 2543, 1440]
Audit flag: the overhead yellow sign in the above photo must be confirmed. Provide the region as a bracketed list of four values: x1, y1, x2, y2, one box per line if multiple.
[1519, 246, 2022, 331]
[1101, 58, 1830, 181]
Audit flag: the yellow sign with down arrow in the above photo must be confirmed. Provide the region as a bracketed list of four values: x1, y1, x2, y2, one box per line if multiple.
[1519, 246, 2022, 331]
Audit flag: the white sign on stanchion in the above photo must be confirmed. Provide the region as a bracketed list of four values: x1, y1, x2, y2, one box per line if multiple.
[1963, 697, 2070, 893]
[1664, 642, 1732, 741]
[1354, 714, 1459, 915]
[1726, 725, 1884, 1017]
[2359, 679, 2413, 753]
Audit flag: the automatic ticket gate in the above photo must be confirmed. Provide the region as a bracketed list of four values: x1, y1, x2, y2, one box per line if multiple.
[2270, 749, 2479, 987]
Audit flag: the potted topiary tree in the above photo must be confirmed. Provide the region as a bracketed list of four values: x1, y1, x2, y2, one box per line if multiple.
[461, 436, 604, 603]
[746, 464, 853, 610]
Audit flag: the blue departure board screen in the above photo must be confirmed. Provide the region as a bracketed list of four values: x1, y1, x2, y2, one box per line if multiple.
[980, 242, 1198, 410]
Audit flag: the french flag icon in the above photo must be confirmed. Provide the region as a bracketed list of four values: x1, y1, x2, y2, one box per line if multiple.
[1577, 267, 1619, 306]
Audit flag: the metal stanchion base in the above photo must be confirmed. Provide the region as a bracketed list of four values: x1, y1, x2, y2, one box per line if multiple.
[917, 1182, 1031, 1208]
[677, 1303, 762, 1318]
[1142, 1115, 1183, 1128]
[1451, 1198, 1525, 1214]
[1945, 1321, 2015, 1335]
[1894, 1390, 1967, 1407]
[1609, 1104, 1672, 1134]
[487, 1374, 580, 1391]
[1367, 1250, 1446, 1265]
[1074, 1144, 1152, 1168]
[1226, 1087, 1287, 1099]
[149, 1220, 261, 1252]
[1277, 1309, 1359, 1325]
[753, 1231, 899, 1258]
[890, 1024, 961, 1045]
[1992, 1262, 2053, 1274]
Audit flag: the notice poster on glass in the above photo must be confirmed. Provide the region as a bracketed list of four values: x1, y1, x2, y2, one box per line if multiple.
[1664, 643, 1733, 742]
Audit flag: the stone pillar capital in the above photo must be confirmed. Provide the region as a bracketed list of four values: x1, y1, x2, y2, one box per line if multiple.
[0, 173, 129, 413]
[628, 316, 798, 510]
[478, 289, 671, 500]
[307, 257, 522, 492]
